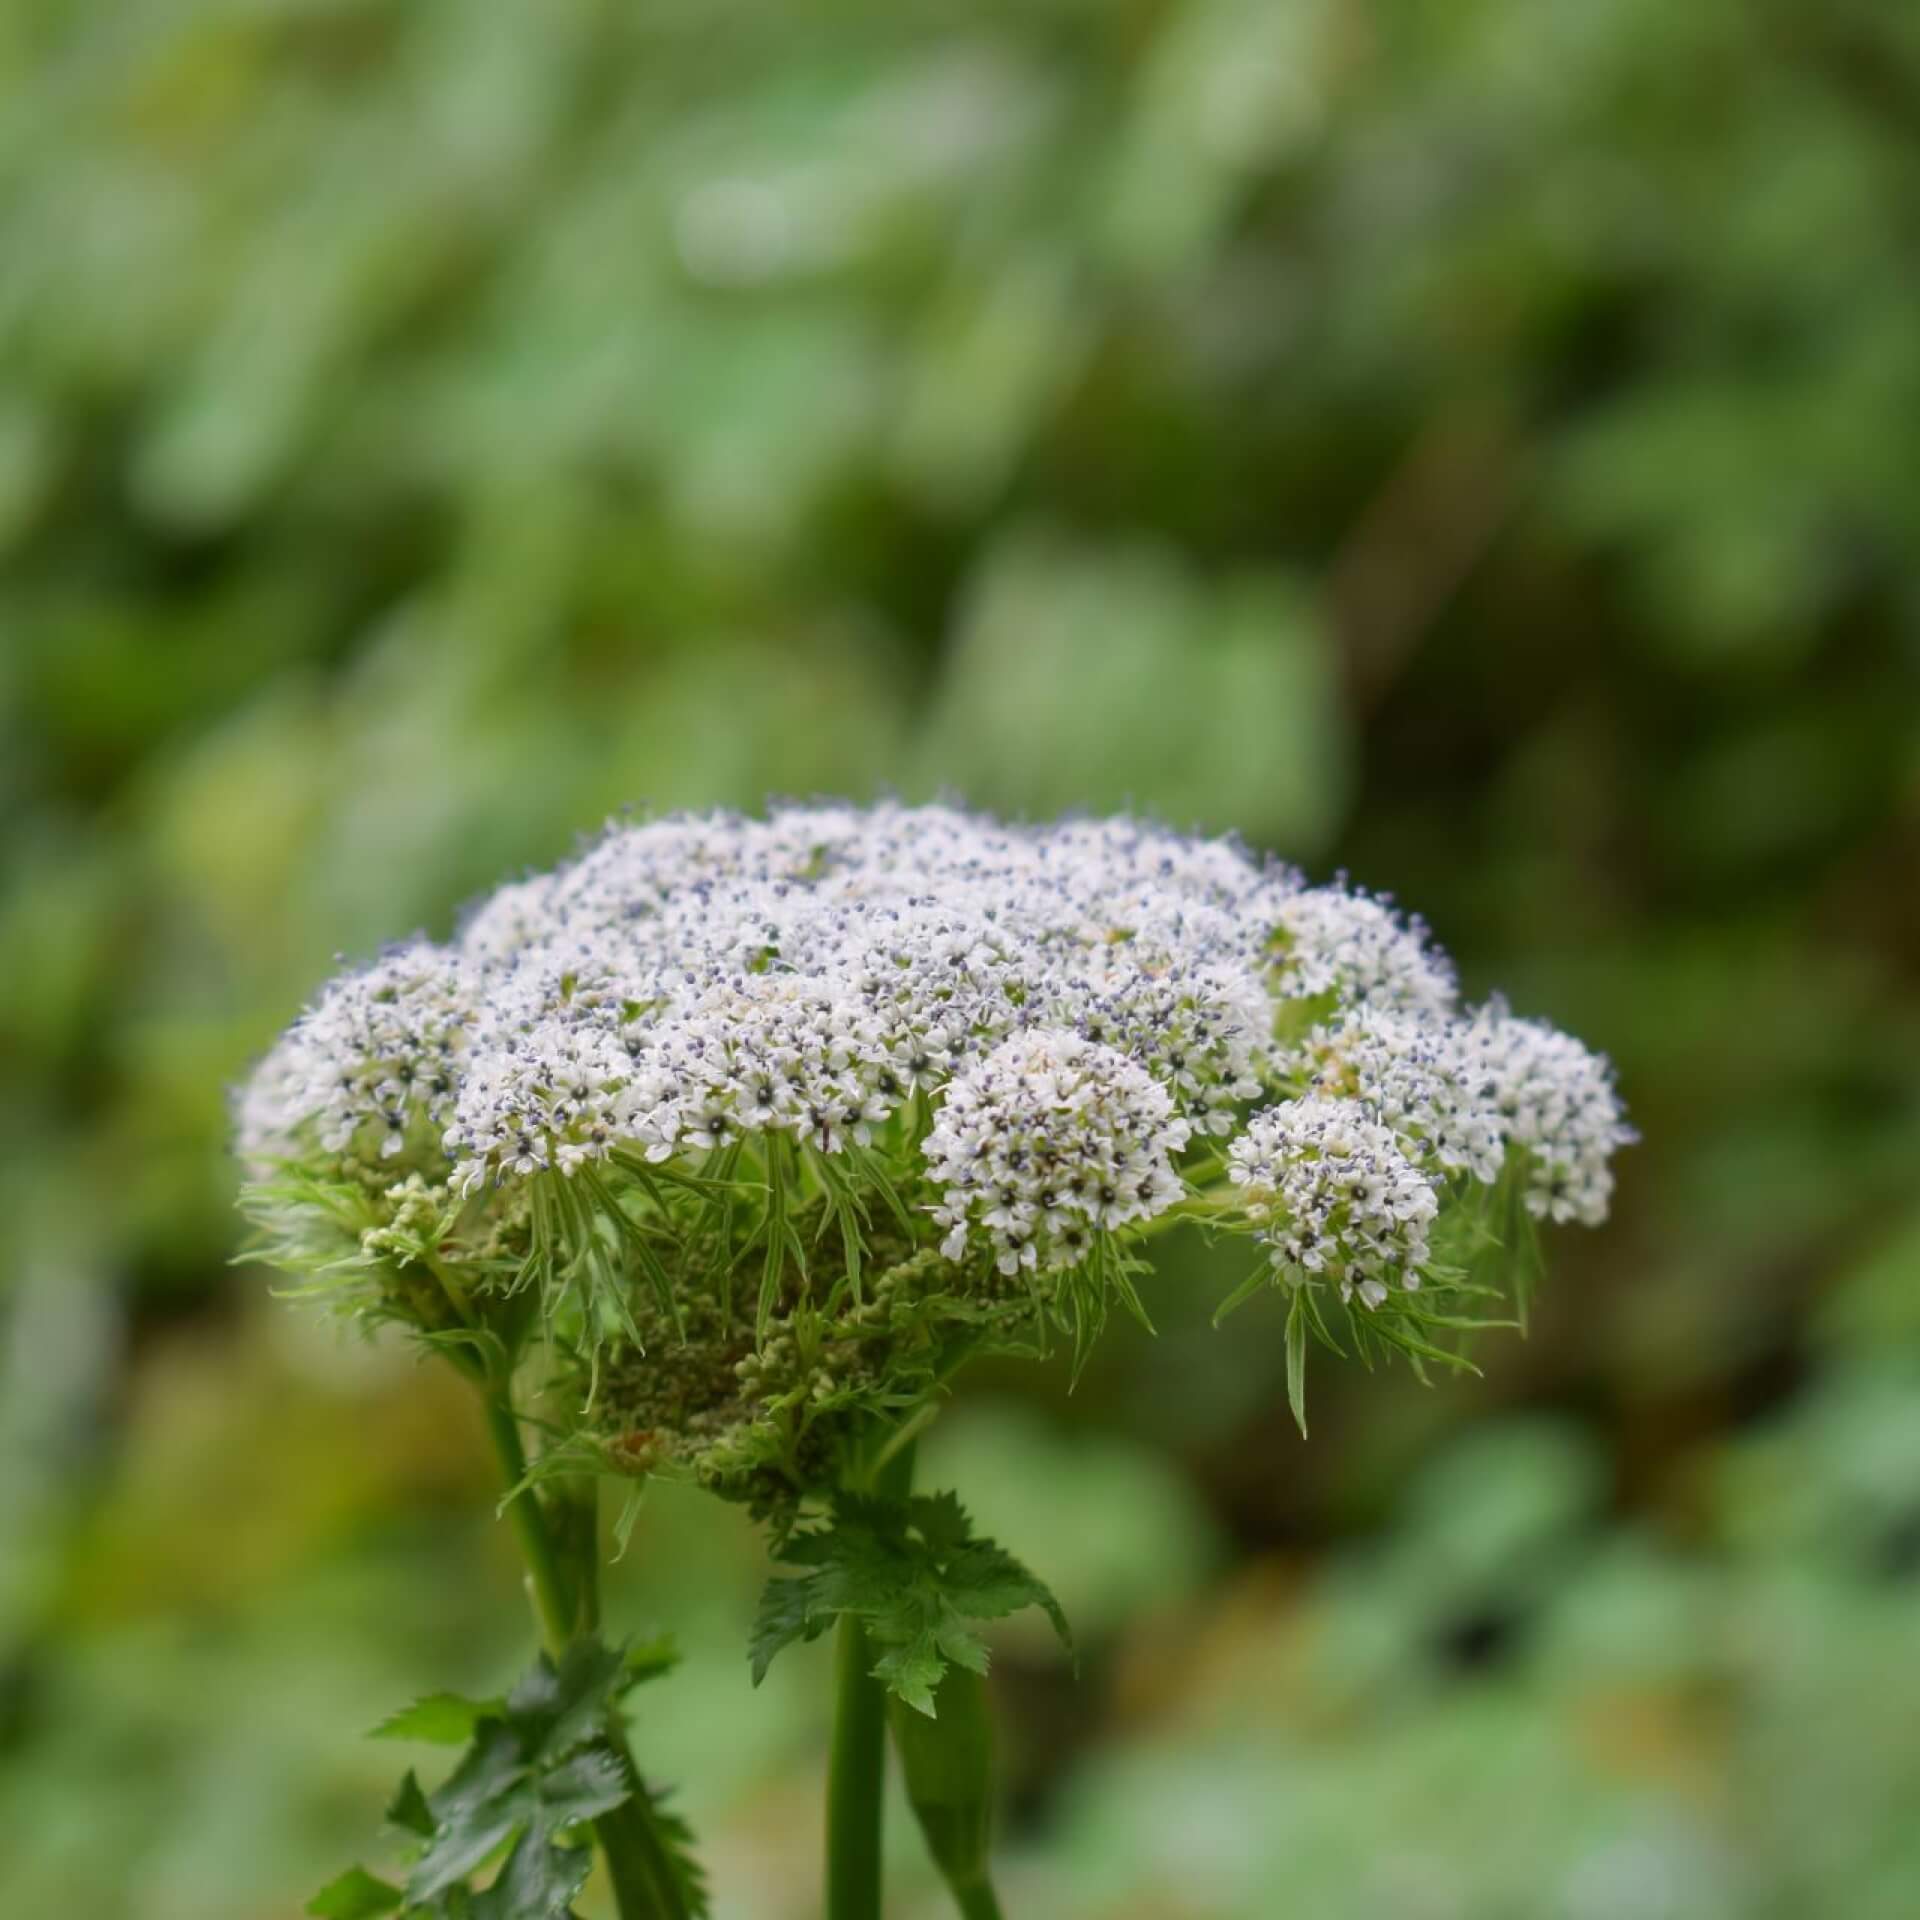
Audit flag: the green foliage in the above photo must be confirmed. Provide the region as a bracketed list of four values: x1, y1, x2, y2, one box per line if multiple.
[752, 1492, 1071, 1717]
[371, 1693, 508, 1748]
[308, 1868, 405, 1919]
[5, 0, 1920, 1912]
[1211, 1162, 1537, 1438]
[313, 1636, 704, 1920]
[579, 1228, 1041, 1519]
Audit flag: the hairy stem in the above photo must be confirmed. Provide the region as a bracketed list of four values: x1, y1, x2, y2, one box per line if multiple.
[480, 1390, 691, 1920]
[824, 1438, 918, 1920]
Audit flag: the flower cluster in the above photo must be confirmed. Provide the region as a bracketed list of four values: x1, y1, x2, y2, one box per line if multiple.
[1227, 1098, 1440, 1307]
[1460, 1004, 1635, 1226]
[1266, 884, 1457, 1017]
[240, 805, 1313, 1212]
[238, 943, 476, 1169]
[924, 1029, 1192, 1275]
[1285, 1007, 1506, 1185]
[237, 802, 1632, 1469]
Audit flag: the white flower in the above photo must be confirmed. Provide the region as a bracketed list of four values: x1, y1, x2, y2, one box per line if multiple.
[458, 874, 560, 965]
[237, 943, 477, 1174]
[1038, 955, 1269, 1136]
[1458, 1003, 1635, 1225]
[1289, 1006, 1506, 1184]
[239, 807, 1628, 1266]
[923, 1028, 1193, 1275]
[1266, 885, 1457, 1017]
[1228, 1096, 1439, 1305]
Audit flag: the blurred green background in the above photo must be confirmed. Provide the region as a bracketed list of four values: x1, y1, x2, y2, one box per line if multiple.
[5, 1, 1920, 1915]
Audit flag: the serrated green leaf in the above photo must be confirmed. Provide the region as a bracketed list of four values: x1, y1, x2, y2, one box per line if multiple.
[750, 1489, 1070, 1713]
[908, 1491, 973, 1555]
[621, 1634, 681, 1686]
[507, 1636, 625, 1760]
[385, 1768, 435, 1839]
[942, 1536, 1073, 1649]
[539, 1746, 634, 1827]
[647, 1782, 712, 1920]
[408, 1724, 527, 1902]
[474, 1826, 596, 1920]
[871, 1628, 946, 1717]
[932, 1615, 993, 1676]
[306, 1636, 702, 1920]
[372, 1692, 503, 1746]
[306, 1866, 403, 1918]
[749, 1574, 825, 1685]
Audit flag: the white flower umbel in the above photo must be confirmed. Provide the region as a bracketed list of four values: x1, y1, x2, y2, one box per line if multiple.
[1289, 1007, 1506, 1185]
[1228, 1096, 1439, 1307]
[236, 802, 1632, 1450]
[238, 942, 478, 1173]
[924, 1029, 1192, 1275]
[1267, 884, 1457, 1017]
[1461, 1003, 1636, 1225]
[231, 802, 1641, 1920]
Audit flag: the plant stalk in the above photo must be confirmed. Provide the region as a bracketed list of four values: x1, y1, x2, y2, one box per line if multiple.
[824, 1438, 917, 1920]
[480, 1390, 691, 1920]
[482, 1394, 579, 1650]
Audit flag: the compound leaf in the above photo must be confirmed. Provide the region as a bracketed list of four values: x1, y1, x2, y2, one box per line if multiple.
[307, 1867, 404, 1919]
[750, 1489, 1071, 1716]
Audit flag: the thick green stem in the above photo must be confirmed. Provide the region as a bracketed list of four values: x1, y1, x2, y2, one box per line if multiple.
[824, 1439, 917, 1920]
[480, 1391, 690, 1920]
[826, 1614, 890, 1920]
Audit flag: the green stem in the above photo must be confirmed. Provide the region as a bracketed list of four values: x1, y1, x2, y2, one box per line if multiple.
[824, 1438, 917, 1920]
[1135, 1183, 1238, 1239]
[826, 1616, 889, 1920]
[480, 1391, 690, 1920]
[482, 1393, 578, 1650]
[595, 1778, 694, 1920]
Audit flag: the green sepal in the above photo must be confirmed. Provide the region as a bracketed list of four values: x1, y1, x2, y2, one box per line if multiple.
[1284, 1287, 1309, 1438]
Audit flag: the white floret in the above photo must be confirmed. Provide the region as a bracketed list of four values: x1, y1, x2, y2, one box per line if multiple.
[1289, 1007, 1506, 1184]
